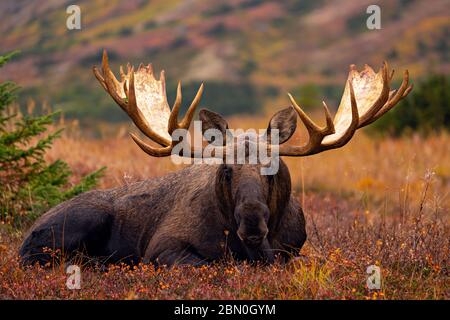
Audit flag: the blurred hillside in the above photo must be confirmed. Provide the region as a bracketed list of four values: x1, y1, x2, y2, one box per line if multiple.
[0, 0, 448, 129]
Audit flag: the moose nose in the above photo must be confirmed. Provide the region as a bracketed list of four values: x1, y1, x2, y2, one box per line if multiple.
[245, 235, 265, 247]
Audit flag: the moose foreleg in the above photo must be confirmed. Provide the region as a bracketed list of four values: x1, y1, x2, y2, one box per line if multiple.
[143, 238, 209, 266]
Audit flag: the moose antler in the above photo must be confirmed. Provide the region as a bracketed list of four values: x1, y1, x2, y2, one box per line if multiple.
[93, 50, 204, 157]
[94, 52, 412, 160]
[279, 62, 412, 156]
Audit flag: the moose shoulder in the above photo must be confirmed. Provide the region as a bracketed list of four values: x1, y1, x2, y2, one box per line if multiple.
[19, 51, 412, 266]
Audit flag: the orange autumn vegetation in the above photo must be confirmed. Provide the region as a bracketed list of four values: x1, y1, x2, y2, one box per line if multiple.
[0, 116, 448, 299]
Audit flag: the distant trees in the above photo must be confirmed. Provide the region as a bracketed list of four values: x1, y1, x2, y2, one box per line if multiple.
[0, 52, 105, 228]
[371, 74, 450, 136]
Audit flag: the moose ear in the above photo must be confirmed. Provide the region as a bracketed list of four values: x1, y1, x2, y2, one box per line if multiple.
[266, 106, 297, 144]
[199, 109, 229, 137]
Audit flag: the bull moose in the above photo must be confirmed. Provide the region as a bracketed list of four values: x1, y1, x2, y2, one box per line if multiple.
[19, 50, 412, 266]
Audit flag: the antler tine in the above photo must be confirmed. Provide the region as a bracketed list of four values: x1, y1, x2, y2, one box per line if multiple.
[364, 69, 411, 126]
[119, 65, 126, 81]
[389, 68, 395, 81]
[130, 133, 173, 157]
[288, 93, 322, 133]
[403, 83, 413, 97]
[168, 81, 182, 134]
[168, 82, 204, 133]
[321, 101, 335, 135]
[93, 65, 107, 91]
[279, 94, 336, 156]
[179, 83, 204, 130]
[100, 50, 127, 110]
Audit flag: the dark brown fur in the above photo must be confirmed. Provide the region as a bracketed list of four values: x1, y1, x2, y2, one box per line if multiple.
[19, 108, 306, 266]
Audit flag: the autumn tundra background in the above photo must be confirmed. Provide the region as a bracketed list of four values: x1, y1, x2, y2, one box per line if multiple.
[0, 0, 449, 299]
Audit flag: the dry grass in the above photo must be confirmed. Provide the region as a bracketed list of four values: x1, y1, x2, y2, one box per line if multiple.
[0, 118, 448, 299]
